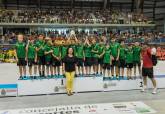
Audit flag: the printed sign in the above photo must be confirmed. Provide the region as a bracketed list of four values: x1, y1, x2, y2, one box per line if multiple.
[0, 101, 156, 114]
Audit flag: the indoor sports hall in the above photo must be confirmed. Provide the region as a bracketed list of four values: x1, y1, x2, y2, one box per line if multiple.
[0, 0, 165, 114]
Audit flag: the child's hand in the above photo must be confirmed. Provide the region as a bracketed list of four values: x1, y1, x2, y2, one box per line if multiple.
[50, 50, 53, 53]
[56, 57, 60, 61]
[25, 57, 27, 61]
[34, 58, 37, 63]
[116, 57, 119, 61]
[111, 56, 114, 60]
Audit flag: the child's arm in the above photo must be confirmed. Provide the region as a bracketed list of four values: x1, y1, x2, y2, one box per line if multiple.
[99, 50, 105, 58]
[84, 37, 87, 45]
[25, 40, 30, 61]
[83, 50, 85, 61]
[117, 48, 120, 61]
[52, 53, 58, 59]
[74, 36, 78, 43]
[86, 40, 91, 46]
[44, 49, 53, 55]
[34, 51, 37, 63]
[110, 55, 114, 65]
[91, 45, 98, 53]
[14, 49, 18, 62]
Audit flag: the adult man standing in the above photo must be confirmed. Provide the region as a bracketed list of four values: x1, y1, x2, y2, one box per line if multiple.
[141, 43, 157, 94]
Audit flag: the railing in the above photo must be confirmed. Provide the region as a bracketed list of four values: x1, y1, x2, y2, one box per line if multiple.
[0, 23, 156, 27]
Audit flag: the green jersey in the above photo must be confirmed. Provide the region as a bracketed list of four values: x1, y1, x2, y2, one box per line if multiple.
[133, 46, 141, 62]
[35, 40, 45, 56]
[119, 46, 126, 60]
[15, 42, 26, 58]
[92, 43, 99, 58]
[103, 47, 111, 63]
[70, 45, 77, 56]
[125, 48, 133, 63]
[61, 46, 68, 59]
[53, 46, 60, 57]
[110, 42, 120, 58]
[27, 43, 36, 59]
[98, 44, 105, 56]
[84, 45, 92, 58]
[76, 45, 84, 59]
[44, 44, 52, 62]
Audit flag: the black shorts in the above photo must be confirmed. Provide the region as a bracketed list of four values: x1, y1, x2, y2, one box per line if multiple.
[98, 58, 103, 65]
[45, 58, 53, 66]
[52, 59, 61, 67]
[119, 59, 125, 68]
[37, 56, 45, 65]
[92, 57, 98, 65]
[27, 58, 37, 67]
[17, 58, 27, 66]
[103, 63, 111, 70]
[111, 58, 119, 67]
[77, 58, 84, 67]
[142, 67, 154, 78]
[126, 63, 133, 68]
[133, 61, 141, 66]
[84, 57, 92, 66]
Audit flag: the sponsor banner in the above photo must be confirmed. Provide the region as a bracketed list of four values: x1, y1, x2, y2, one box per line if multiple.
[0, 101, 156, 114]
[0, 84, 17, 96]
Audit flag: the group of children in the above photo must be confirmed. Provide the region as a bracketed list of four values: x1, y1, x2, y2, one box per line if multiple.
[15, 34, 142, 80]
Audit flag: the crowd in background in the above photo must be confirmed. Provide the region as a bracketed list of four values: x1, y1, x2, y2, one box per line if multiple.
[0, 9, 152, 24]
[0, 31, 165, 44]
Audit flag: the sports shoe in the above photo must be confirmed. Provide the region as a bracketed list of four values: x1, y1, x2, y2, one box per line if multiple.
[152, 88, 157, 94]
[29, 76, 33, 80]
[141, 86, 147, 92]
[33, 76, 36, 79]
[116, 76, 119, 80]
[23, 76, 28, 80]
[19, 76, 23, 80]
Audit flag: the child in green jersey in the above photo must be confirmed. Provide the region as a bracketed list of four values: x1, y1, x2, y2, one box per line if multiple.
[97, 41, 105, 75]
[44, 38, 53, 77]
[76, 39, 85, 75]
[119, 40, 126, 79]
[15, 34, 27, 79]
[26, 37, 37, 79]
[52, 41, 61, 76]
[84, 37, 92, 75]
[110, 38, 120, 79]
[91, 38, 99, 75]
[102, 43, 113, 77]
[133, 42, 142, 78]
[35, 34, 46, 77]
[125, 44, 134, 80]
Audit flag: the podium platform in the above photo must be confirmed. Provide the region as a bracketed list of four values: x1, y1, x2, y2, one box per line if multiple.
[17, 75, 103, 96]
[17, 74, 165, 96]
